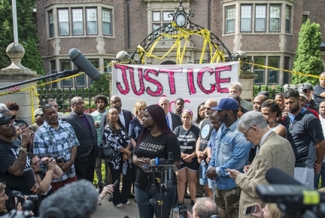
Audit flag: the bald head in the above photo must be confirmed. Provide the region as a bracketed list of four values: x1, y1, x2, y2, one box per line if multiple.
[253, 95, 267, 112]
[204, 99, 218, 118]
[110, 95, 122, 112]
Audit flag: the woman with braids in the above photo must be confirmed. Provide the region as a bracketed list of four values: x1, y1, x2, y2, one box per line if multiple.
[174, 109, 200, 211]
[133, 104, 181, 218]
[261, 99, 287, 138]
[103, 108, 132, 208]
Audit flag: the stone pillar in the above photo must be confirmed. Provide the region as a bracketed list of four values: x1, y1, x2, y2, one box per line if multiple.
[0, 42, 40, 125]
[239, 70, 257, 102]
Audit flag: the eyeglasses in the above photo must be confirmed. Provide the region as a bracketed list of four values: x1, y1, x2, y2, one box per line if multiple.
[31, 160, 41, 165]
[243, 126, 253, 138]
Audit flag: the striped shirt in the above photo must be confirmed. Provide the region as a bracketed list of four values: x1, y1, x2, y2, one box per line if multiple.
[33, 120, 79, 182]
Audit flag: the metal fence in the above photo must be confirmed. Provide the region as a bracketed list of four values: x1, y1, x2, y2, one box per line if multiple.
[37, 87, 110, 113]
[253, 84, 300, 99]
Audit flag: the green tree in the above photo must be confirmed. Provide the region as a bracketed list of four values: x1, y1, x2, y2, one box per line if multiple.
[291, 19, 323, 85]
[0, 0, 44, 75]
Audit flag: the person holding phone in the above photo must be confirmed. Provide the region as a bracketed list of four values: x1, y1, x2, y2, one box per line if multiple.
[98, 182, 115, 205]
[251, 203, 281, 218]
[133, 104, 181, 218]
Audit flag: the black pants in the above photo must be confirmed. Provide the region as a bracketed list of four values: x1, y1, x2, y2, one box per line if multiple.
[74, 149, 96, 182]
[108, 161, 133, 205]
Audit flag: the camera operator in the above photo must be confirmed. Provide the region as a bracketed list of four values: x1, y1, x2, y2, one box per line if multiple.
[251, 203, 281, 218]
[28, 153, 63, 199]
[0, 113, 39, 195]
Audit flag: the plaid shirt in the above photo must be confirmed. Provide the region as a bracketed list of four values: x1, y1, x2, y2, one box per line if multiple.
[33, 120, 79, 182]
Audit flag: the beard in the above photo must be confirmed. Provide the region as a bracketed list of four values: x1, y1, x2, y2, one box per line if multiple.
[289, 104, 300, 114]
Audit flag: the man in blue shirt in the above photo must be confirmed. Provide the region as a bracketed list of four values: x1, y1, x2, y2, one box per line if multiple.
[206, 98, 251, 218]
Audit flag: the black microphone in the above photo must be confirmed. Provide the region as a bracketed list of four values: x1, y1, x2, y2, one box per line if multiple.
[159, 158, 167, 187]
[149, 158, 158, 195]
[265, 167, 303, 186]
[69, 48, 101, 81]
[39, 179, 98, 218]
[167, 152, 174, 189]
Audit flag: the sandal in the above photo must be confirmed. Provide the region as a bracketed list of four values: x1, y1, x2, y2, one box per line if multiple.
[125, 200, 132, 205]
[115, 203, 125, 209]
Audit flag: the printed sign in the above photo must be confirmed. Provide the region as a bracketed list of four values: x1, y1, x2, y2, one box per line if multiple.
[112, 62, 239, 114]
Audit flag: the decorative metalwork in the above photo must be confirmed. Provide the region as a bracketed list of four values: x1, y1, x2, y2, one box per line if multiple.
[129, 0, 235, 65]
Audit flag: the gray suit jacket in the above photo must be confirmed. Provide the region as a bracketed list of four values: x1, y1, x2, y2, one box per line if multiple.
[62, 111, 98, 161]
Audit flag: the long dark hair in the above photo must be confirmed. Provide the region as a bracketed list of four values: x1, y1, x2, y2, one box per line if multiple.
[195, 102, 205, 124]
[136, 104, 174, 148]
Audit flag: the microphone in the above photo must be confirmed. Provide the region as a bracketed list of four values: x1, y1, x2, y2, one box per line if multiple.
[167, 152, 174, 189]
[265, 167, 303, 186]
[149, 158, 158, 195]
[39, 179, 98, 218]
[69, 48, 101, 81]
[159, 158, 167, 187]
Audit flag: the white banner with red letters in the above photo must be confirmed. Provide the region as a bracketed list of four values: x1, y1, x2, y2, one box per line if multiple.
[112, 62, 239, 114]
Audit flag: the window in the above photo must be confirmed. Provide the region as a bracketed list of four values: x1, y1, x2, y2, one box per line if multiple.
[50, 60, 57, 88]
[241, 5, 252, 32]
[86, 8, 97, 34]
[255, 5, 266, 32]
[268, 57, 279, 84]
[152, 11, 173, 36]
[254, 57, 265, 84]
[283, 57, 290, 84]
[226, 6, 235, 33]
[72, 9, 83, 35]
[88, 59, 99, 86]
[49, 10, 54, 37]
[270, 5, 281, 32]
[75, 74, 86, 87]
[285, 6, 291, 33]
[58, 9, 69, 35]
[102, 9, 112, 35]
[60, 60, 73, 87]
[302, 15, 308, 24]
[104, 59, 113, 74]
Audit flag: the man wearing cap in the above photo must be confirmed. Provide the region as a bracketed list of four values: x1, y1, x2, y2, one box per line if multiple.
[29, 108, 44, 131]
[0, 113, 39, 195]
[299, 92, 319, 119]
[206, 98, 251, 218]
[314, 72, 325, 107]
[302, 83, 318, 112]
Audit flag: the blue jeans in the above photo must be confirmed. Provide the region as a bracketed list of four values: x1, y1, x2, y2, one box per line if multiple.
[314, 162, 325, 189]
[135, 186, 175, 218]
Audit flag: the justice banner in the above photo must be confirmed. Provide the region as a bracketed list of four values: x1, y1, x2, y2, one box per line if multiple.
[112, 62, 239, 114]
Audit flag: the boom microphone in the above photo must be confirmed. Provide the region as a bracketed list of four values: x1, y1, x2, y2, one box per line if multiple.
[265, 167, 303, 186]
[69, 48, 101, 81]
[39, 180, 98, 218]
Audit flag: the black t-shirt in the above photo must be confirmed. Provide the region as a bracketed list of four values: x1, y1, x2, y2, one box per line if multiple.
[134, 133, 181, 191]
[283, 110, 324, 168]
[174, 125, 200, 154]
[199, 119, 213, 151]
[0, 139, 35, 195]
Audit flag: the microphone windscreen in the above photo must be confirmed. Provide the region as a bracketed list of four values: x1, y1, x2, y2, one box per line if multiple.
[69, 48, 101, 81]
[166, 152, 174, 164]
[159, 158, 166, 164]
[266, 168, 303, 186]
[39, 180, 98, 218]
[150, 159, 156, 166]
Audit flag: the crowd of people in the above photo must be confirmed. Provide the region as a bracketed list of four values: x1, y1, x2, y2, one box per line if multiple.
[1, 73, 325, 218]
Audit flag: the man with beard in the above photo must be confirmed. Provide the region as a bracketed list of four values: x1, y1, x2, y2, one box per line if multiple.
[206, 98, 251, 218]
[314, 72, 325, 107]
[196, 99, 217, 199]
[62, 97, 98, 182]
[34, 104, 79, 192]
[283, 89, 325, 188]
[91, 95, 109, 192]
[101, 96, 133, 133]
[174, 98, 185, 116]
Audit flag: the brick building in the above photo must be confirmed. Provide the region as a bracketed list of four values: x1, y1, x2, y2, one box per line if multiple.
[36, 0, 325, 88]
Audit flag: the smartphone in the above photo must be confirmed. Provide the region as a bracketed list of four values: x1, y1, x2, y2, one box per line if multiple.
[113, 180, 119, 188]
[243, 205, 256, 215]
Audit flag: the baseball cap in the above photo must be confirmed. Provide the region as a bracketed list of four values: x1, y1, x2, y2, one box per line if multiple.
[211, 98, 238, 111]
[34, 108, 43, 117]
[299, 92, 308, 100]
[0, 113, 13, 125]
[302, 84, 313, 91]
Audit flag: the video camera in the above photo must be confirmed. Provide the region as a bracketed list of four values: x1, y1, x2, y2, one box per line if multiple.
[4, 191, 40, 218]
[256, 168, 325, 218]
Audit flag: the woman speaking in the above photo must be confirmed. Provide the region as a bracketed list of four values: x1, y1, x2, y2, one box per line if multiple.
[133, 105, 181, 218]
